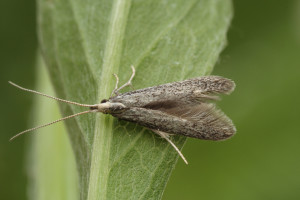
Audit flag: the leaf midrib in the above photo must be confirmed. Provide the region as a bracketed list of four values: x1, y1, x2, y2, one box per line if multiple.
[87, 0, 132, 199]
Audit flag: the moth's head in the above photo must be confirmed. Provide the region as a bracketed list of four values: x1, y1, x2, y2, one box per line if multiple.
[91, 101, 127, 114]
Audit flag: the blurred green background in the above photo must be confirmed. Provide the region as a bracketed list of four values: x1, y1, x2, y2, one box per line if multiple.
[1, 0, 300, 200]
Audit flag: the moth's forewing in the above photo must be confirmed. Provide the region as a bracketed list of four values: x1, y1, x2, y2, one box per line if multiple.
[110, 76, 236, 140]
[109, 76, 235, 108]
[112, 102, 235, 140]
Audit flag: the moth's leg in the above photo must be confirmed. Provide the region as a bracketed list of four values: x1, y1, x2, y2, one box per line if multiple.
[114, 65, 135, 94]
[151, 129, 188, 165]
[110, 73, 120, 97]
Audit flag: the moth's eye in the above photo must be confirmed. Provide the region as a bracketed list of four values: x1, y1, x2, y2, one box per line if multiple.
[101, 99, 108, 103]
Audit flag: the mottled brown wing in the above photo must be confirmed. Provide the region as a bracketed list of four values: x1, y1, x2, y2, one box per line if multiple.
[112, 76, 236, 140]
[110, 76, 235, 107]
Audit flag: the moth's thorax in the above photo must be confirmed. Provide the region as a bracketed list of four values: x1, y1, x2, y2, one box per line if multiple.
[92, 101, 127, 114]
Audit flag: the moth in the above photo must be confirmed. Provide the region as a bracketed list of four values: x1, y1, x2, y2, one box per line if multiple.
[9, 66, 236, 164]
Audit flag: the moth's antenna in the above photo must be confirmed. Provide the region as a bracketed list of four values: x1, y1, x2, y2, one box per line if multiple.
[8, 81, 96, 108]
[10, 110, 95, 141]
[151, 129, 188, 164]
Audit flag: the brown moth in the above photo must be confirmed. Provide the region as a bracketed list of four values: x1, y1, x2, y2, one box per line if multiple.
[9, 66, 236, 164]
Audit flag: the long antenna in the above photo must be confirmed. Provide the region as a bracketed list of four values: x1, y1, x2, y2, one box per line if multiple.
[10, 110, 95, 141]
[8, 81, 96, 108]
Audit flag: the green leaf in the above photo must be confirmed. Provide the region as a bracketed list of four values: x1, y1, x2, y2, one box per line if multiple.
[36, 0, 232, 199]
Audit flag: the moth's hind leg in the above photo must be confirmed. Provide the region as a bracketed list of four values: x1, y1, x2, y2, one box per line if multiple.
[111, 65, 135, 97]
[151, 129, 188, 165]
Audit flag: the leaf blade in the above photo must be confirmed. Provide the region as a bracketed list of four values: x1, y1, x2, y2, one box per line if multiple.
[37, 0, 233, 199]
